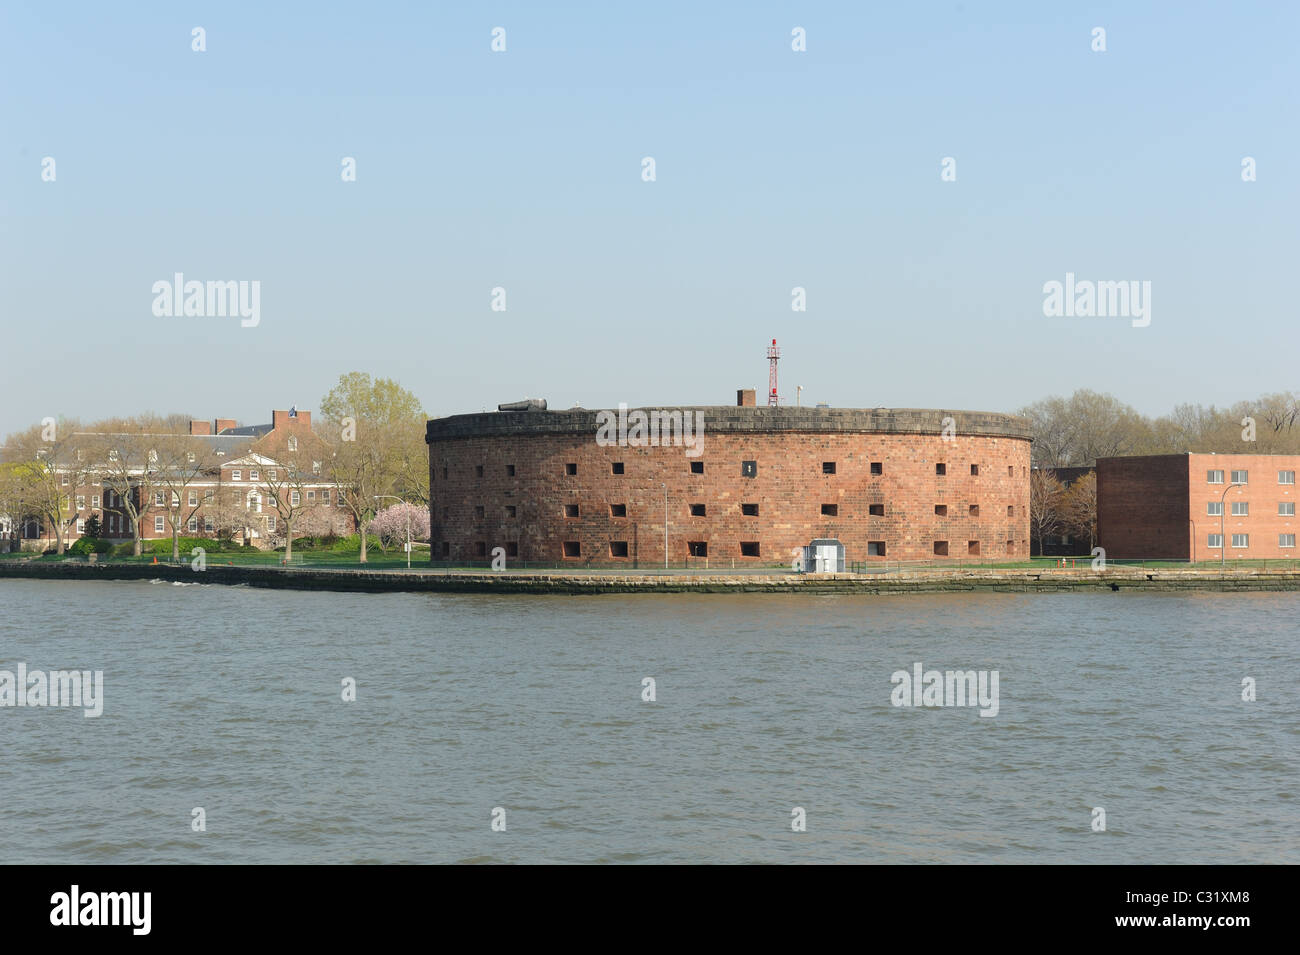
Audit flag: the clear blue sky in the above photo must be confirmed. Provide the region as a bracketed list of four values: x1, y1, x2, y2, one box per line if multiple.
[2, 1, 1295, 436]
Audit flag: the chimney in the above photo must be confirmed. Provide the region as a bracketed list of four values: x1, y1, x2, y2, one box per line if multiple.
[189, 420, 212, 436]
[737, 389, 756, 408]
[272, 409, 311, 431]
[214, 419, 237, 434]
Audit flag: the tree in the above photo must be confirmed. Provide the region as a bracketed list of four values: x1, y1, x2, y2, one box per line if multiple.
[1029, 469, 1067, 555]
[1018, 390, 1150, 467]
[3, 420, 94, 555]
[85, 425, 165, 557]
[150, 433, 233, 560]
[257, 446, 326, 563]
[1061, 472, 1097, 551]
[318, 372, 427, 562]
[84, 513, 102, 538]
[370, 502, 430, 554]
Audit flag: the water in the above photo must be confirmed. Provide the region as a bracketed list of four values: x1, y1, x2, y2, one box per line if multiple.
[0, 580, 1296, 864]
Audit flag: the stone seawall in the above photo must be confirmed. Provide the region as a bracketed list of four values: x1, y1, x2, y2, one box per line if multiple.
[2, 561, 1298, 595]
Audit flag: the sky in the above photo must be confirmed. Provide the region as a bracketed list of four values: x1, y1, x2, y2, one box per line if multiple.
[2, 1, 1296, 437]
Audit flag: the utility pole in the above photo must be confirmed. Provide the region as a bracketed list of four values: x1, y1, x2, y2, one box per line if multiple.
[661, 482, 668, 570]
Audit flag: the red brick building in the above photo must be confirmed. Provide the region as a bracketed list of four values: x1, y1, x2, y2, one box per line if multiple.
[426, 394, 1032, 565]
[1097, 453, 1299, 560]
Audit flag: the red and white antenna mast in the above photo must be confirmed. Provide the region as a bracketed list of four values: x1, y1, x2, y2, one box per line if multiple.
[767, 338, 780, 407]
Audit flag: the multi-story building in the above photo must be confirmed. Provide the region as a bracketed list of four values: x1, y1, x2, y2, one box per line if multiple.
[7, 409, 354, 550]
[1097, 453, 1299, 560]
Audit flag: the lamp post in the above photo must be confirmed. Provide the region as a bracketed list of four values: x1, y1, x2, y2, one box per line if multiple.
[1219, 482, 1245, 576]
[374, 494, 410, 570]
[660, 482, 667, 570]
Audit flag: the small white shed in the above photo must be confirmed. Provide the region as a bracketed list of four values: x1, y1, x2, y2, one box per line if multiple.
[801, 539, 845, 573]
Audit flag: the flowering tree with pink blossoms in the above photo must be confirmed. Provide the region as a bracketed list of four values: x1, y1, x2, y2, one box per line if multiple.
[370, 501, 430, 554]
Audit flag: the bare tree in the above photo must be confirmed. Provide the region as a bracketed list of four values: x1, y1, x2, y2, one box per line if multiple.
[85, 426, 164, 557]
[1062, 471, 1098, 551]
[4, 420, 95, 555]
[151, 434, 236, 560]
[1029, 469, 1067, 556]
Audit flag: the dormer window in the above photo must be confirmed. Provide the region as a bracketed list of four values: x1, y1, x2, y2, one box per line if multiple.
[287, 435, 298, 452]
[312, 461, 321, 475]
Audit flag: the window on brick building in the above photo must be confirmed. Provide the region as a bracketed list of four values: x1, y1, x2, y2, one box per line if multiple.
[189, 492, 198, 506]
[92, 495, 100, 508]
[1207, 469, 1224, 484]
[741, 503, 759, 516]
[609, 541, 629, 558]
[687, 541, 708, 557]
[742, 460, 757, 477]
[76, 519, 84, 534]
[935, 463, 946, 476]
[822, 462, 836, 474]
[267, 516, 276, 532]
[1006, 540, 1014, 553]
[821, 504, 837, 516]
[1282, 534, 1296, 548]
[933, 541, 948, 556]
[934, 504, 947, 516]
[204, 517, 213, 533]
[291, 491, 301, 506]
[869, 504, 884, 516]
[1231, 534, 1249, 548]
[1231, 501, 1249, 516]
[505, 505, 517, 518]
[968, 540, 980, 555]
[969, 504, 979, 516]
[76, 496, 85, 509]
[1207, 501, 1223, 516]
[475, 505, 485, 518]
[250, 470, 259, 481]
[565, 463, 577, 475]
[232, 470, 242, 481]
[154, 516, 165, 533]
[610, 504, 627, 517]
[868, 541, 886, 556]
[740, 542, 760, 557]
[1008, 466, 1014, 477]
[475, 465, 484, 478]
[691, 461, 704, 474]
[564, 504, 579, 518]
[475, 542, 487, 557]
[1281, 502, 1296, 516]
[506, 464, 516, 477]
[188, 518, 198, 533]
[323, 489, 330, 505]
[870, 462, 882, 475]
[442, 467, 448, 479]
[1231, 470, 1249, 484]
[1279, 470, 1295, 485]
[612, 462, 625, 475]
[971, 464, 979, 476]
[562, 541, 581, 557]
[269, 469, 277, 480]
[505, 542, 518, 557]
[1007, 505, 1015, 516]
[690, 504, 706, 516]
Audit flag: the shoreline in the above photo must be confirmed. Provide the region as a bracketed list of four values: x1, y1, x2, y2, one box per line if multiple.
[2, 560, 1299, 594]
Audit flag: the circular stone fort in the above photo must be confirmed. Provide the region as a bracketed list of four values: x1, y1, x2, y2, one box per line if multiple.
[426, 391, 1032, 566]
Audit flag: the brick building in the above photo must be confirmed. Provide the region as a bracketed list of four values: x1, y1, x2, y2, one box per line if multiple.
[1097, 453, 1299, 560]
[426, 393, 1033, 565]
[7, 409, 354, 551]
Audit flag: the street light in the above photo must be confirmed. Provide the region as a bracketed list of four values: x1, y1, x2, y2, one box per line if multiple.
[374, 494, 411, 569]
[1219, 482, 1245, 576]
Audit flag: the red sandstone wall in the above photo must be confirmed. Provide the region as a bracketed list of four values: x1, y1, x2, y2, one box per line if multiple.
[428, 432, 1031, 564]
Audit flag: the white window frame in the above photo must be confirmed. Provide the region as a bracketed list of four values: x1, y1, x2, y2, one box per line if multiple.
[155, 492, 166, 506]
[1207, 533, 1223, 549]
[232, 469, 242, 482]
[1231, 470, 1248, 484]
[154, 515, 165, 533]
[204, 517, 214, 533]
[250, 469, 260, 481]
[1207, 501, 1223, 516]
[1281, 534, 1296, 548]
[267, 515, 276, 532]
[1207, 470, 1224, 484]
[1280, 470, 1295, 485]
[1281, 502, 1296, 516]
[76, 518, 85, 534]
[287, 436, 298, 452]
[291, 491, 301, 506]
[92, 495, 100, 508]
[1231, 533, 1249, 549]
[189, 491, 198, 506]
[1230, 501, 1249, 517]
[187, 517, 198, 533]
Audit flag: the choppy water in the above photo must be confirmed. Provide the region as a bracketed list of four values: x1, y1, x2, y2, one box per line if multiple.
[0, 580, 1296, 863]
